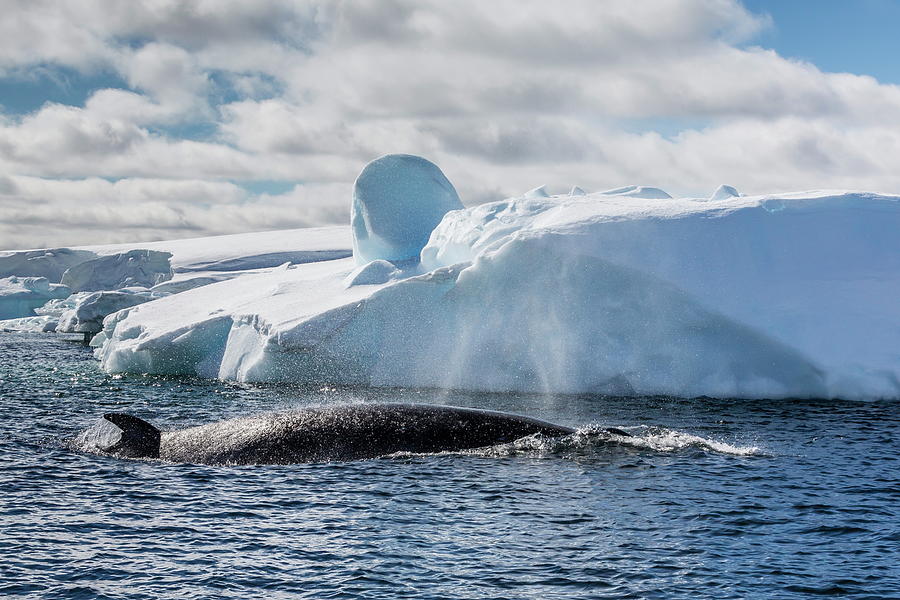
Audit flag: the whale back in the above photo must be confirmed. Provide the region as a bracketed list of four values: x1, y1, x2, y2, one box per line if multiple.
[102, 413, 162, 459]
[159, 403, 576, 465]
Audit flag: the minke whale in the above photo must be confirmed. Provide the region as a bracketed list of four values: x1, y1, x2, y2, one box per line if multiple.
[97, 403, 630, 465]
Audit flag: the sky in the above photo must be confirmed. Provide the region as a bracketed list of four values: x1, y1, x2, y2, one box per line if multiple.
[2, 0, 900, 250]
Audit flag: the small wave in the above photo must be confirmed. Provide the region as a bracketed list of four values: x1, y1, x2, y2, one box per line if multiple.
[604, 425, 762, 456]
[390, 425, 761, 460]
[69, 418, 120, 455]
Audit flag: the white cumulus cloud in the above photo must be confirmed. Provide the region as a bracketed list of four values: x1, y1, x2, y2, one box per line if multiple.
[1, 0, 900, 249]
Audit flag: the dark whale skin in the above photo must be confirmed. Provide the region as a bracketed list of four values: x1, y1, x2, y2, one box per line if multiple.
[108, 403, 577, 465]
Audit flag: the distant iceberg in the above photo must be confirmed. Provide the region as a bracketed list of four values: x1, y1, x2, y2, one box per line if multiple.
[60, 249, 173, 292]
[0, 276, 71, 320]
[84, 155, 900, 400]
[57, 289, 165, 335]
[0, 226, 353, 334]
[0, 248, 96, 281]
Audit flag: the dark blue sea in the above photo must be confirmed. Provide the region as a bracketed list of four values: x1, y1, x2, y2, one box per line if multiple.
[1, 333, 898, 599]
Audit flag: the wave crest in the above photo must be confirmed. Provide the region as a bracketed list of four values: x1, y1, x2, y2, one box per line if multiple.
[393, 425, 761, 459]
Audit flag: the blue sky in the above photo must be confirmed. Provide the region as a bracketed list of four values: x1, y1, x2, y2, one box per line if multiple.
[744, 0, 900, 84]
[2, 0, 900, 249]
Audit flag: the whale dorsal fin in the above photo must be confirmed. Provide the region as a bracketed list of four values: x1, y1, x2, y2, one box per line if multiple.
[102, 413, 161, 459]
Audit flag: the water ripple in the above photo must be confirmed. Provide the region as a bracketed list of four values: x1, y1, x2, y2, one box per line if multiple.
[1, 333, 898, 598]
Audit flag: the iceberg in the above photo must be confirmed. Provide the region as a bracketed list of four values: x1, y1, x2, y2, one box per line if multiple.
[56, 289, 165, 334]
[0, 314, 59, 333]
[0, 248, 96, 281]
[0, 227, 352, 288]
[78, 226, 353, 295]
[0, 226, 354, 337]
[0, 276, 71, 320]
[91, 155, 900, 400]
[60, 249, 173, 292]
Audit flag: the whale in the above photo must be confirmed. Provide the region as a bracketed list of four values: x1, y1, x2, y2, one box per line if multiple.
[97, 403, 629, 465]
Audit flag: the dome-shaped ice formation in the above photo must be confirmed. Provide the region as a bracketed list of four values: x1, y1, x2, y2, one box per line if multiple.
[709, 184, 740, 200]
[600, 185, 672, 199]
[523, 185, 550, 198]
[351, 154, 463, 265]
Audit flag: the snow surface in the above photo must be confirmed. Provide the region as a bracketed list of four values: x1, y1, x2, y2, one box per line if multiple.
[76, 226, 352, 273]
[73, 226, 354, 298]
[351, 154, 462, 264]
[599, 185, 673, 199]
[344, 260, 401, 287]
[92, 182, 900, 400]
[150, 274, 238, 295]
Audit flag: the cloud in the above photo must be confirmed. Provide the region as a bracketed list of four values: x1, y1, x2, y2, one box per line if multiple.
[1, 0, 900, 249]
[0, 175, 350, 249]
[218, 99, 372, 156]
[421, 117, 595, 164]
[117, 42, 211, 117]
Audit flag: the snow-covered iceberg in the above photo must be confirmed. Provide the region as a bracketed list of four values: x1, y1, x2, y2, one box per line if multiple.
[0, 314, 60, 333]
[57, 289, 166, 334]
[60, 249, 173, 292]
[0, 226, 354, 334]
[0, 276, 71, 319]
[92, 156, 900, 400]
[79, 226, 353, 294]
[0, 248, 96, 281]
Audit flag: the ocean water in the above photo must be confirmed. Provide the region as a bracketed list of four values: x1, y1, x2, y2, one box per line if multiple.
[1, 333, 898, 599]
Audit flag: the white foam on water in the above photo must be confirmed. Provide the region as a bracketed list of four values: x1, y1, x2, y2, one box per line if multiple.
[389, 425, 762, 460]
[601, 425, 762, 456]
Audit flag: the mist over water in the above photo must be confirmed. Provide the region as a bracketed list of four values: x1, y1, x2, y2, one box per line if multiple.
[2, 333, 898, 599]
